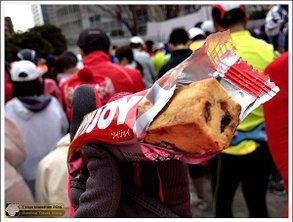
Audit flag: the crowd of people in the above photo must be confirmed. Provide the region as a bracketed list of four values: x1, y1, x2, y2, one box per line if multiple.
[4, 4, 288, 218]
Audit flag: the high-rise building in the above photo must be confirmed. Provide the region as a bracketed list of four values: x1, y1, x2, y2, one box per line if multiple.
[5, 17, 14, 34]
[38, 5, 210, 48]
[38, 5, 132, 48]
[41, 5, 56, 25]
[31, 5, 44, 26]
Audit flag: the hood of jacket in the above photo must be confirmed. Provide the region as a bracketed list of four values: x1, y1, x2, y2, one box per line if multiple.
[13, 95, 52, 120]
[18, 94, 52, 112]
[83, 51, 111, 67]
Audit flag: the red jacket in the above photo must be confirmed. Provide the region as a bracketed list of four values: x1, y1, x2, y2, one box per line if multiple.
[5, 70, 13, 103]
[263, 52, 288, 218]
[83, 51, 145, 93]
[44, 78, 63, 105]
[263, 52, 288, 194]
[60, 51, 145, 121]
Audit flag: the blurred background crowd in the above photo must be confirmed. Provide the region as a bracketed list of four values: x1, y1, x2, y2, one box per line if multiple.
[3, 3, 289, 218]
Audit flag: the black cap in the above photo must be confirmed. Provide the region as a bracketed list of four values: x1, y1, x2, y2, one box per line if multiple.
[77, 28, 110, 55]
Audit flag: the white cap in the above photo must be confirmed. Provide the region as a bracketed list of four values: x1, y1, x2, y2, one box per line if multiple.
[10, 60, 42, 82]
[200, 20, 215, 34]
[219, 4, 242, 12]
[153, 42, 165, 51]
[130, 36, 144, 45]
[188, 27, 205, 39]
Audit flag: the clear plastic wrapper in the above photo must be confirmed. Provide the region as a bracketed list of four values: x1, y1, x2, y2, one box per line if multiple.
[68, 30, 279, 174]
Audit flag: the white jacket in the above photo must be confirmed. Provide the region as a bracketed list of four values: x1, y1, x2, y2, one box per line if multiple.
[5, 95, 69, 183]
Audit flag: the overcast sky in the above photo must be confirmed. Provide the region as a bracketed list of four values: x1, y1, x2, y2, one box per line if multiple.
[4, 2, 35, 32]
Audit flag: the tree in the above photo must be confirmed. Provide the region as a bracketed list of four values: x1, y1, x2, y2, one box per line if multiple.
[85, 5, 202, 36]
[86, 5, 145, 36]
[5, 24, 68, 63]
[5, 31, 52, 62]
[30, 24, 67, 55]
[148, 5, 202, 22]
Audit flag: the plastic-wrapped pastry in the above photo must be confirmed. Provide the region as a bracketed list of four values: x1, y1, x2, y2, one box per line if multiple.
[144, 78, 241, 154]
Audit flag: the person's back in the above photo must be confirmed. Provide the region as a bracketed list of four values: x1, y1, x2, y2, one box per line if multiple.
[43, 78, 63, 104]
[5, 61, 69, 196]
[230, 31, 276, 71]
[83, 51, 144, 92]
[55, 51, 79, 85]
[227, 28, 276, 140]
[151, 42, 170, 79]
[211, 5, 276, 155]
[35, 133, 71, 217]
[115, 45, 144, 75]
[209, 4, 277, 218]
[188, 27, 206, 52]
[60, 66, 115, 120]
[130, 36, 156, 88]
[158, 28, 192, 79]
[263, 51, 288, 217]
[78, 29, 145, 93]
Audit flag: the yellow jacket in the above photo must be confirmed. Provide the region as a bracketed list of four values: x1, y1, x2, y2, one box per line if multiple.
[223, 30, 277, 155]
[189, 40, 205, 52]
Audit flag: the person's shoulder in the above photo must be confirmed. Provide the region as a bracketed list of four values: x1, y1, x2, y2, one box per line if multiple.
[266, 52, 288, 72]
[273, 51, 288, 63]
[5, 98, 17, 107]
[135, 51, 150, 59]
[122, 65, 144, 80]
[48, 96, 64, 110]
[60, 73, 78, 87]
[39, 142, 68, 170]
[158, 62, 170, 78]
[5, 98, 21, 112]
[38, 150, 67, 178]
[112, 63, 138, 74]
[247, 34, 274, 51]
[123, 64, 140, 72]
[255, 38, 274, 49]
[142, 51, 151, 57]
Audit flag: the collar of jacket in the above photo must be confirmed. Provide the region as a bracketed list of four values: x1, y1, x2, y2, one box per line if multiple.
[18, 94, 52, 113]
[230, 30, 251, 39]
[83, 51, 111, 66]
[170, 49, 192, 59]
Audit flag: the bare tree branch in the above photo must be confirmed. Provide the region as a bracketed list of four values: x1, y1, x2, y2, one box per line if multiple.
[84, 5, 202, 36]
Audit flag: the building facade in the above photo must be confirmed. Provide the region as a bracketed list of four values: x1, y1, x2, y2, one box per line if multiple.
[5, 17, 14, 35]
[37, 4, 211, 49]
[31, 5, 44, 26]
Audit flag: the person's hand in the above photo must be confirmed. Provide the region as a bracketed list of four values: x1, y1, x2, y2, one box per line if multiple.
[68, 85, 191, 217]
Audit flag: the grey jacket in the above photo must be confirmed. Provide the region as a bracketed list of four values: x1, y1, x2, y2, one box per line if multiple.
[133, 50, 156, 88]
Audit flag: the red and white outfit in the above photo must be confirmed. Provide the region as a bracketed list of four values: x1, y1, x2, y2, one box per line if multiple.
[60, 51, 145, 121]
